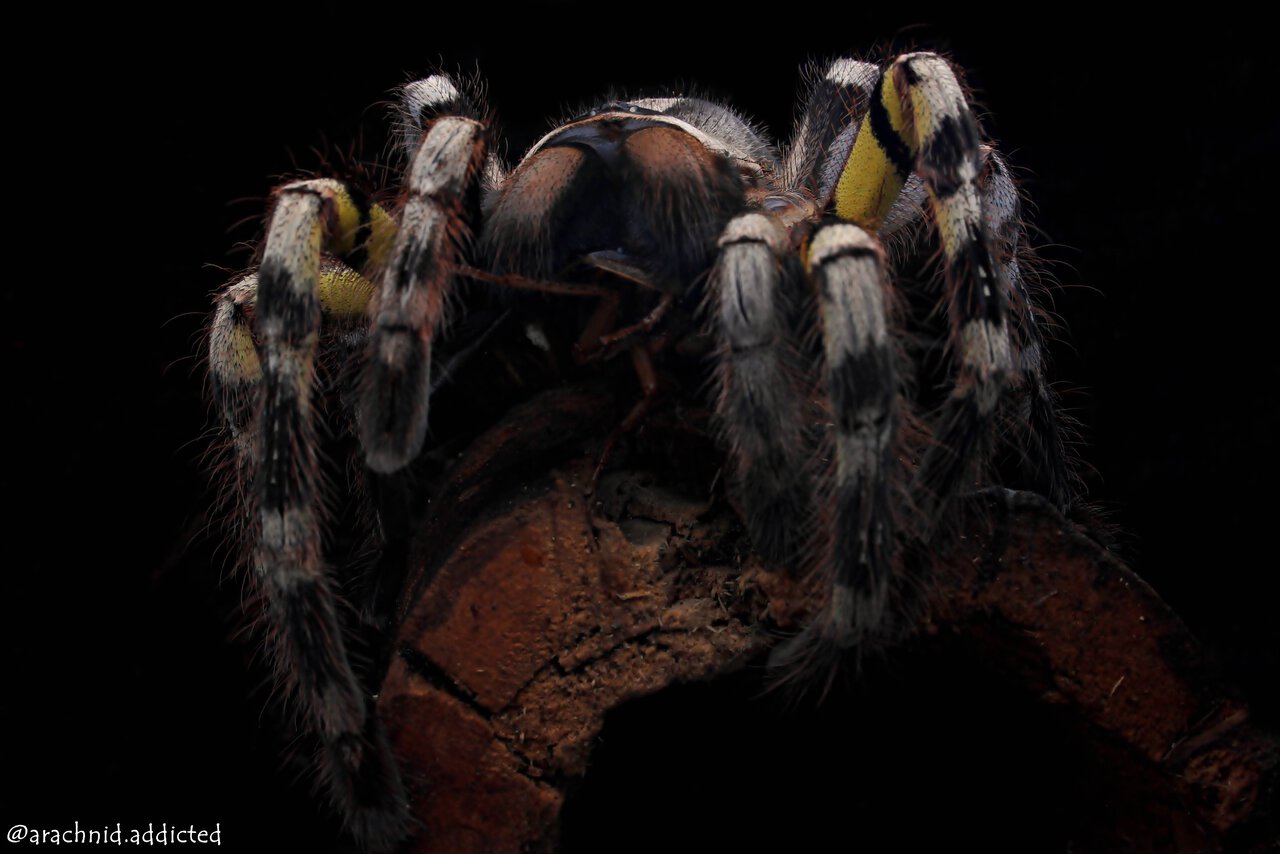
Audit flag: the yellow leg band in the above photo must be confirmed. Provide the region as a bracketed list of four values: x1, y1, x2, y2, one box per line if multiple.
[834, 71, 909, 229]
[224, 319, 261, 381]
[367, 204, 397, 269]
[317, 262, 375, 318]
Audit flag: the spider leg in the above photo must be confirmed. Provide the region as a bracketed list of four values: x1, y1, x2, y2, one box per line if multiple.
[359, 75, 487, 473]
[782, 58, 880, 205]
[979, 148, 1077, 508]
[583, 292, 675, 361]
[808, 223, 901, 650]
[757, 215, 907, 679]
[708, 213, 814, 566]
[208, 177, 410, 849]
[874, 145, 1077, 510]
[208, 274, 265, 485]
[209, 259, 379, 451]
[835, 53, 1014, 532]
[258, 181, 411, 845]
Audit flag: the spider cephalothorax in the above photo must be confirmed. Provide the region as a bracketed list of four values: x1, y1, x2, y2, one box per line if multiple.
[207, 54, 1075, 849]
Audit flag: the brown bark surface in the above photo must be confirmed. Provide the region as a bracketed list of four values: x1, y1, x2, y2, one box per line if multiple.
[377, 386, 1277, 853]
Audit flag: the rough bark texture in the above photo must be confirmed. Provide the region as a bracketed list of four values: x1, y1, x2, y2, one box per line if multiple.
[377, 386, 1277, 853]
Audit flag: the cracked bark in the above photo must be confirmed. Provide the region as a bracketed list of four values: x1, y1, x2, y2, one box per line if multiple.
[377, 386, 1277, 853]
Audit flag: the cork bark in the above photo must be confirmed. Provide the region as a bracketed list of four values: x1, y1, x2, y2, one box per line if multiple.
[377, 385, 1277, 853]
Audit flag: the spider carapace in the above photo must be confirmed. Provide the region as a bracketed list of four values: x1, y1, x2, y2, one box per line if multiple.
[207, 55, 1076, 849]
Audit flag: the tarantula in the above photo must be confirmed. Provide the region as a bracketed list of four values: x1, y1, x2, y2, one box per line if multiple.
[207, 54, 1073, 849]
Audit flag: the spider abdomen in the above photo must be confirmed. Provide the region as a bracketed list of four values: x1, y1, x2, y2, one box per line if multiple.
[482, 110, 747, 287]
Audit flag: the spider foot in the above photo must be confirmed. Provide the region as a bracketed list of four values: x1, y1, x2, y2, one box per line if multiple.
[323, 716, 412, 852]
[763, 596, 892, 696]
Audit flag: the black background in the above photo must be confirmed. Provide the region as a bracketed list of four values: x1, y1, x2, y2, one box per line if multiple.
[6, 6, 1278, 850]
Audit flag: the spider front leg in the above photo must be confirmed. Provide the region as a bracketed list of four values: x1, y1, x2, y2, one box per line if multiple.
[709, 209, 903, 662]
[711, 204, 901, 660]
[807, 223, 902, 651]
[709, 212, 816, 566]
[359, 89, 487, 473]
[752, 218, 905, 676]
[837, 53, 1015, 530]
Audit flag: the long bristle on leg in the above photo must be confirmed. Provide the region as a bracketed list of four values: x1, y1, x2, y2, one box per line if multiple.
[709, 212, 815, 567]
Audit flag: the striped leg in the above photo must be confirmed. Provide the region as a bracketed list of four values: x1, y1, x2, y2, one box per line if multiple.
[870, 145, 1076, 510]
[782, 58, 879, 204]
[208, 273, 265, 497]
[835, 53, 1014, 530]
[813, 224, 900, 646]
[209, 260, 379, 440]
[359, 77, 487, 473]
[769, 223, 901, 675]
[709, 213, 814, 566]
[209, 178, 409, 850]
[980, 148, 1076, 509]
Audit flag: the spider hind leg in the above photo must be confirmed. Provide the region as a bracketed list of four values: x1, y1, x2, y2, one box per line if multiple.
[980, 147, 1077, 509]
[209, 178, 411, 849]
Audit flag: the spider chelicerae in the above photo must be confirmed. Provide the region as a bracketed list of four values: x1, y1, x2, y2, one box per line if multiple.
[206, 53, 1076, 849]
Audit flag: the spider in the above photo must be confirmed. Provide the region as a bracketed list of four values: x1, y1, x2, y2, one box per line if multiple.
[206, 53, 1075, 850]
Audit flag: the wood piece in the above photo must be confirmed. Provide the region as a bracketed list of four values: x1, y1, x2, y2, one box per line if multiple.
[378, 388, 1277, 852]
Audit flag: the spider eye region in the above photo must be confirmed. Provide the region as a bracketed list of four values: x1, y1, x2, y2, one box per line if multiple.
[574, 100, 664, 120]
[481, 114, 746, 288]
